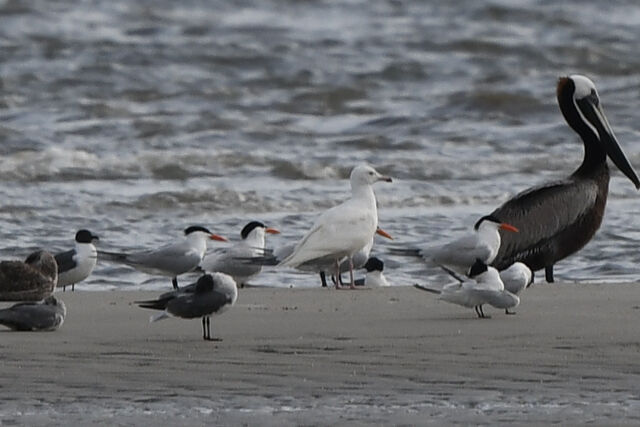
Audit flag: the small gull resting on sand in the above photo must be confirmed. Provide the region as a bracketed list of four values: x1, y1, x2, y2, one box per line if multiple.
[0, 295, 66, 331]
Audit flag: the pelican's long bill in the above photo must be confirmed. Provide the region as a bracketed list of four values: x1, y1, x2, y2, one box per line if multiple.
[574, 82, 640, 189]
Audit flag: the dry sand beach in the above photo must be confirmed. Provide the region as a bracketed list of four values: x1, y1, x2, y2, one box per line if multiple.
[1, 284, 640, 425]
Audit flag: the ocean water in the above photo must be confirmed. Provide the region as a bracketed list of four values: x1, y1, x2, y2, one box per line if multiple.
[2, 0, 640, 291]
[2, 1, 640, 422]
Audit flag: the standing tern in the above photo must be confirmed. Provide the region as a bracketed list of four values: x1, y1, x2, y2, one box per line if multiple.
[414, 260, 519, 318]
[136, 273, 238, 341]
[279, 164, 392, 289]
[99, 225, 227, 289]
[200, 221, 280, 288]
[393, 215, 518, 274]
[55, 229, 99, 292]
[0, 296, 66, 331]
[0, 250, 58, 302]
[489, 75, 640, 283]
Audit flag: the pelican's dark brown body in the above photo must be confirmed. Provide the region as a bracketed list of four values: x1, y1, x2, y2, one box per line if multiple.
[491, 163, 608, 274]
[489, 76, 639, 282]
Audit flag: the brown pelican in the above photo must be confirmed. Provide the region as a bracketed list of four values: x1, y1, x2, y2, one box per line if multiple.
[490, 75, 640, 282]
[0, 250, 58, 301]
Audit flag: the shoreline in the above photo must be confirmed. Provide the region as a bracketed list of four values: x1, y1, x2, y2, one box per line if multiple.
[2, 283, 640, 425]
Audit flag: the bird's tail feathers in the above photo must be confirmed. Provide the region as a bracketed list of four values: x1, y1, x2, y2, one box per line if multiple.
[150, 311, 170, 323]
[98, 250, 129, 263]
[135, 299, 166, 310]
[388, 247, 422, 257]
[235, 255, 279, 266]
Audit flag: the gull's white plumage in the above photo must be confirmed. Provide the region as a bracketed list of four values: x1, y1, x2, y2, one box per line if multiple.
[279, 165, 391, 288]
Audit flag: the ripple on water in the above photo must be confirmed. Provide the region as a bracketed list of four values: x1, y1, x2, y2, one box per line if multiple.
[1, 0, 639, 288]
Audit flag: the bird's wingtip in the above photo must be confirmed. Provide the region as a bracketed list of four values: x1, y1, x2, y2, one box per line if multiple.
[414, 284, 442, 294]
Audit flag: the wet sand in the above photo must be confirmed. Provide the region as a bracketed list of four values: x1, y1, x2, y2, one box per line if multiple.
[1, 283, 640, 425]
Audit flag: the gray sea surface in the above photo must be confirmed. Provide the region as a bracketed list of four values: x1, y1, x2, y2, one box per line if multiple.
[2, 0, 640, 423]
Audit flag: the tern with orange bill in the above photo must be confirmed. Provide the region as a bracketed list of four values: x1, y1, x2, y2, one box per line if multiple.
[392, 215, 518, 275]
[431, 215, 519, 273]
[200, 221, 280, 287]
[99, 225, 227, 290]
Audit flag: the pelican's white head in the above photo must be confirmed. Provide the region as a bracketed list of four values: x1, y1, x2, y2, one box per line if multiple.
[570, 74, 598, 100]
